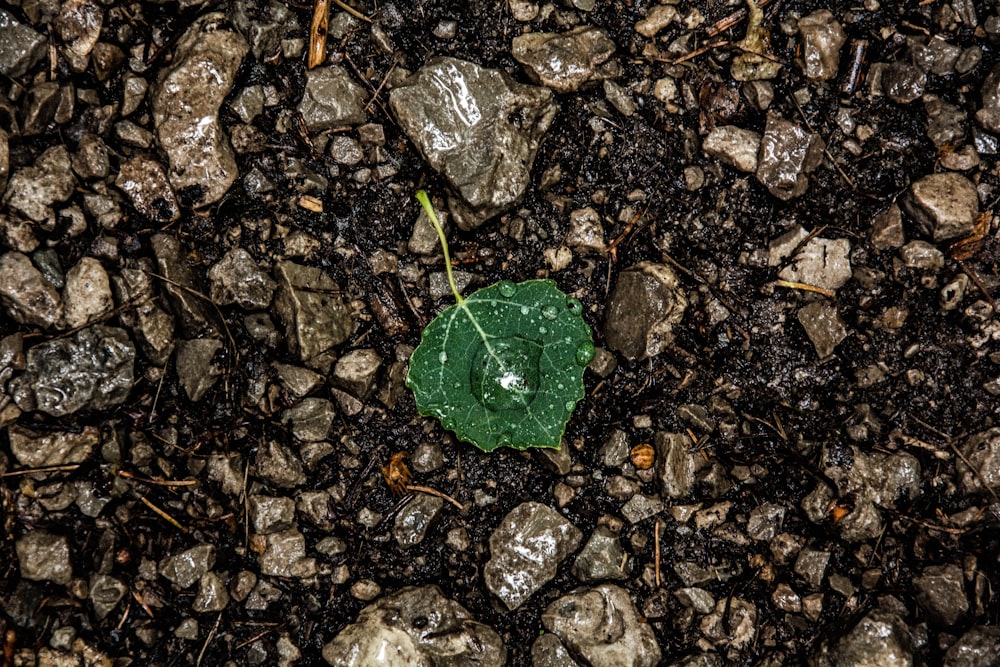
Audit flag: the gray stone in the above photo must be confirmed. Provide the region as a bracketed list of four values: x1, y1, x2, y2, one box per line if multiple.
[900, 240, 944, 270]
[152, 13, 248, 207]
[976, 64, 1000, 133]
[121, 74, 148, 116]
[322, 585, 506, 667]
[777, 237, 852, 291]
[956, 427, 1000, 494]
[0, 10, 47, 78]
[809, 609, 915, 667]
[944, 626, 1000, 667]
[249, 495, 296, 534]
[115, 156, 181, 225]
[297, 491, 335, 531]
[925, 96, 966, 147]
[512, 26, 620, 93]
[621, 493, 664, 524]
[572, 525, 630, 581]
[273, 261, 352, 365]
[484, 502, 582, 610]
[281, 397, 335, 441]
[112, 266, 176, 366]
[703, 126, 761, 173]
[89, 574, 127, 620]
[634, 5, 677, 38]
[256, 440, 306, 488]
[756, 113, 825, 201]
[903, 172, 979, 242]
[82, 186, 123, 229]
[676, 587, 715, 614]
[390, 57, 558, 230]
[0, 251, 64, 328]
[175, 338, 224, 401]
[7, 424, 98, 467]
[882, 61, 926, 104]
[747, 503, 785, 541]
[193, 572, 229, 612]
[271, 363, 322, 398]
[604, 262, 688, 362]
[3, 145, 76, 224]
[152, 234, 216, 337]
[565, 207, 606, 252]
[0, 128, 8, 193]
[803, 445, 920, 542]
[17, 531, 73, 585]
[91, 42, 124, 81]
[870, 204, 905, 251]
[532, 633, 581, 667]
[332, 348, 381, 399]
[21, 81, 61, 135]
[113, 120, 154, 148]
[208, 248, 276, 310]
[913, 563, 967, 625]
[542, 584, 661, 667]
[63, 257, 113, 329]
[797, 301, 847, 358]
[259, 529, 316, 578]
[159, 544, 215, 589]
[797, 10, 846, 81]
[794, 548, 831, 589]
[701, 598, 757, 651]
[328, 135, 364, 166]
[393, 494, 444, 548]
[229, 84, 264, 124]
[72, 133, 110, 180]
[11, 326, 134, 416]
[655, 432, 696, 498]
[409, 204, 451, 255]
[603, 80, 636, 117]
[298, 66, 368, 131]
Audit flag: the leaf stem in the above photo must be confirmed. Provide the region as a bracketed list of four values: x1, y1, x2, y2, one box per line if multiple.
[416, 190, 465, 305]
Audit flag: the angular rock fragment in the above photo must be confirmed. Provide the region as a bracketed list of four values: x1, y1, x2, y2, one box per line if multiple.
[152, 13, 248, 207]
[207, 248, 276, 310]
[63, 257, 114, 329]
[17, 531, 73, 585]
[159, 544, 215, 589]
[390, 57, 558, 229]
[115, 156, 180, 225]
[956, 427, 1000, 494]
[175, 338, 224, 401]
[809, 609, 916, 667]
[604, 262, 688, 361]
[272, 260, 352, 365]
[3, 145, 76, 224]
[756, 113, 825, 200]
[903, 172, 979, 242]
[151, 234, 216, 337]
[7, 425, 99, 467]
[297, 66, 369, 130]
[512, 26, 620, 93]
[112, 265, 176, 365]
[0, 251, 64, 328]
[976, 63, 1000, 133]
[0, 9, 47, 78]
[797, 301, 847, 358]
[797, 10, 846, 81]
[703, 126, 760, 172]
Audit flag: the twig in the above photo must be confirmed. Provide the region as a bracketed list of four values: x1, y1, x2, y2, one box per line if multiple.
[404, 484, 464, 511]
[954, 258, 997, 314]
[0, 464, 81, 477]
[119, 470, 198, 487]
[775, 279, 836, 298]
[196, 612, 223, 667]
[308, 0, 330, 69]
[138, 495, 188, 532]
[654, 520, 662, 587]
[333, 0, 371, 23]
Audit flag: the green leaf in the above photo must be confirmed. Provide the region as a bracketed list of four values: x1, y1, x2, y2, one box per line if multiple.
[406, 279, 595, 451]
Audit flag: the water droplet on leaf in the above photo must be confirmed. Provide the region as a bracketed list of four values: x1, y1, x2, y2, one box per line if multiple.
[576, 341, 595, 366]
[439, 351, 448, 364]
[541, 305, 558, 320]
[469, 336, 542, 411]
[498, 280, 516, 297]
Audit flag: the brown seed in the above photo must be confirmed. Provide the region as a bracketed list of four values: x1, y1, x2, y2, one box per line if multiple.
[630, 443, 655, 470]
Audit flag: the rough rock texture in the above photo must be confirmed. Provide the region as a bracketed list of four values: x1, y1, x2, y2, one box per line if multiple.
[10, 326, 135, 416]
[322, 586, 506, 667]
[809, 609, 916, 667]
[2, 145, 76, 224]
[0, 251, 64, 329]
[390, 57, 558, 229]
[17, 531, 73, 585]
[114, 155, 180, 225]
[297, 66, 369, 130]
[512, 26, 620, 93]
[7, 425, 99, 467]
[152, 13, 248, 207]
[272, 261, 352, 365]
[0, 9, 47, 77]
[956, 427, 1000, 494]
[797, 301, 848, 358]
[62, 257, 114, 329]
[903, 172, 979, 242]
[703, 126, 761, 172]
[756, 113, 825, 200]
[604, 262, 688, 361]
[796, 10, 846, 81]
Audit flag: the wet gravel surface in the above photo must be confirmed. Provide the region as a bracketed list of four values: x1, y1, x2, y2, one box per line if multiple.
[1, 0, 999, 665]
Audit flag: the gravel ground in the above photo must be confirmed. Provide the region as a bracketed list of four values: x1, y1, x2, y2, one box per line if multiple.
[1, 0, 999, 665]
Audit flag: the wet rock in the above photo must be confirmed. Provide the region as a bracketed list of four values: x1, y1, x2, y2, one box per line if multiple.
[484, 502, 582, 610]
[0, 9, 47, 77]
[731, 0, 781, 81]
[565, 207, 606, 252]
[603, 80, 636, 117]
[572, 525, 630, 581]
[925, 96, 966, 147]
[703, 126, 760, 173]
[256, 440, 307, 488]
[193, 572, 230, 613]
[207, 248, 276, 310]
[797, 10, 846, 81]
[870, 204, 905, 251]
[298, 66, 368, 131]
[542, 584, 661, 667]
[11, 326, 134, 416]
[532, 633, 581, 667]
[21, 81, 61, 136]
[115, 156, 181, 225]
[55, 0, 102, 58]
[0, 251, 64, 328]
[976, 64, 1000, 133]
[797, 301, 847, 358]
[774, 233, 852, 291]
[944, 626, 1000, 667]
[747, 503, 785, 541]
[756, 113, 825, 200]
[273, 261, 352, 365]
[112, 266, 176, 366]
[63, 257, 113, 329]
[152, 13, 248, 207]
[175, 338, 224, 401]
[390, 57, 558, 230]
[393, 494, 444, 548]
[249, 494, 296, 534]
[17, 531, 73, 585]
[900, 240, 944, 270]
[159, 544, 215, 589]
[655, 432, 697, 498]
[803, 445, 920, 541]
[89, 574, 126, 620]
[634, 4, 677, 38]
[913, 563, 967, 625]
[322, 585, 506, 667]
[331, 348, 381, 399]
[622, 493, 663, 524]
[903, 172, 979, 242]
[700, 598, 757, 651]
[3, 145, 76, 224]
[882, 61, 926, 104]
[511, 26, 620, 93]
[91, 42, 124, 81]
[7, 425, 98, 467]
[794, 548, 831, 589]
[956, 427, 1000, 494]
[258, 529, 316, 578]
[809, 609, 915, 667]
[281, 397, 335, 442]
[151, 234, 215, 337]
[604, 262, 688, 362]
[272, 363, 322, 398]
[0, 128, 8, 192]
